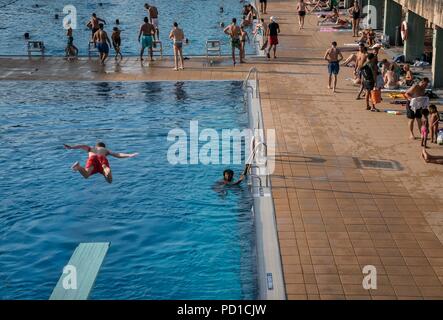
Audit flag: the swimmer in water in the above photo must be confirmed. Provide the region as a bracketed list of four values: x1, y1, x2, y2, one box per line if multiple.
[64, 142, 138, 184]
[221, 164, 250, 186]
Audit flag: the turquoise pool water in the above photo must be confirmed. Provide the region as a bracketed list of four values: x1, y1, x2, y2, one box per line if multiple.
[0, 0, 256, 56]
[0, 81, 257, 299]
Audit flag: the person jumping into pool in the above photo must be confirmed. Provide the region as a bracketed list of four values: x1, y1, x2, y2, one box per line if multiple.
[64, 142, 138, 184]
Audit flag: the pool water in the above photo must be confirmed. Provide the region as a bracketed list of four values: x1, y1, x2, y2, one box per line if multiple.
[0, 81, 257, 299]
[0, 0, 256, 56]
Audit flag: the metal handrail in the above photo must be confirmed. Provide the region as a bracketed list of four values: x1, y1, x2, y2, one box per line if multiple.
[243, 67, 259, 99]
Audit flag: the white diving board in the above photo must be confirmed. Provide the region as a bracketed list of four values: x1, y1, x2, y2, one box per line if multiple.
[49, 242, 110, 300]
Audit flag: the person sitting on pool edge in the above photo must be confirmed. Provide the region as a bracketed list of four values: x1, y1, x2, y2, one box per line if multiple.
[64, 142, 138, 184]
[222, 164, 251, 185]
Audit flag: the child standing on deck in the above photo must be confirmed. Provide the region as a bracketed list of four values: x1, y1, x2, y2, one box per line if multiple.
[429, 104, 440, 144]
[421, 109, 430, 148]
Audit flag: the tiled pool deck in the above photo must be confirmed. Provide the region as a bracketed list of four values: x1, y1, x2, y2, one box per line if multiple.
[1, 0, 443, 300]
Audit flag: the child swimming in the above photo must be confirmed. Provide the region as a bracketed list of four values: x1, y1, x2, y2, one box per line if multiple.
[64, 142, 138, 184]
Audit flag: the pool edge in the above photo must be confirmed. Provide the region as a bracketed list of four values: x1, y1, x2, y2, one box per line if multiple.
[245, 78, 286, 300]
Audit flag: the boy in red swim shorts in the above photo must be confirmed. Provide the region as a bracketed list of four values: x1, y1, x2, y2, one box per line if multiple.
[64, 142, 138, 184]
[266, 16, 280, 60]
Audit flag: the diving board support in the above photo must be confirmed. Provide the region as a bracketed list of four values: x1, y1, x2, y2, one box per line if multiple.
[88, 41, 98, 57]
[49, 242, 110, 300]
[205, 40, 221, 64]
[152, 40, 163, 58]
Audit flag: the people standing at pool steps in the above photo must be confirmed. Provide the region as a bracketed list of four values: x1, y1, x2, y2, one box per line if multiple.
[144, 3, 159, 41]
[139, 17, 156, 62]
[64, 142, 138, 184]
[169, 22, 185, 70]
[93, 23, 112, 65]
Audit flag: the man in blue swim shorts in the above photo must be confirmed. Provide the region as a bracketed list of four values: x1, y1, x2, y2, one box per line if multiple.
[324, 41, 343, 93]
[138, 17, 156, 62]
[92, 23, 112, 65]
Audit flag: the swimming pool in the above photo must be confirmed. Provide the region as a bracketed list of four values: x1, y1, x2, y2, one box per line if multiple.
[0, 81, 257, 299]
[0, 0, 256, 56]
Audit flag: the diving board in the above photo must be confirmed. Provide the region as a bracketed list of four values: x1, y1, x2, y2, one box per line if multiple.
[49, 242, 110, 300]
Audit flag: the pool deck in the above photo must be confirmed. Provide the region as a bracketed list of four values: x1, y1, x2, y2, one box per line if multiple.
[2, 0, 443, 300]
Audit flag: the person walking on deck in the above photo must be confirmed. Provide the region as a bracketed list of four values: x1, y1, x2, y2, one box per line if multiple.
[92, 23, 112, 65]
[138, 17, 156, 62]
[296, 0, 307, 30]
[169, 22, 185, 70]
[112, 27, 123, 60]
[405, 78, 430, 139]
[224, 18, 243, 65]
[266, 16, 280, 60]
[324, 41, 343, 93]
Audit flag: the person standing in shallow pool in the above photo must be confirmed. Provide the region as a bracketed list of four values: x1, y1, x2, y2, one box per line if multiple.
[169, 22, 185, 70]
[93, 23, 112, 65]
[224, 18, 242, 65]
[138, 17, 156, 62]
[64, 142, 138, 184]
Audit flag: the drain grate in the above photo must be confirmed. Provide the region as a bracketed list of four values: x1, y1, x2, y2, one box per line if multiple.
[353, 158, 402, 170]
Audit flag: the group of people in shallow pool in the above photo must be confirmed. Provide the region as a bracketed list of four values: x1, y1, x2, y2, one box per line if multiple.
[65, 142, 252, 185]
[65, 3, 186, 70]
